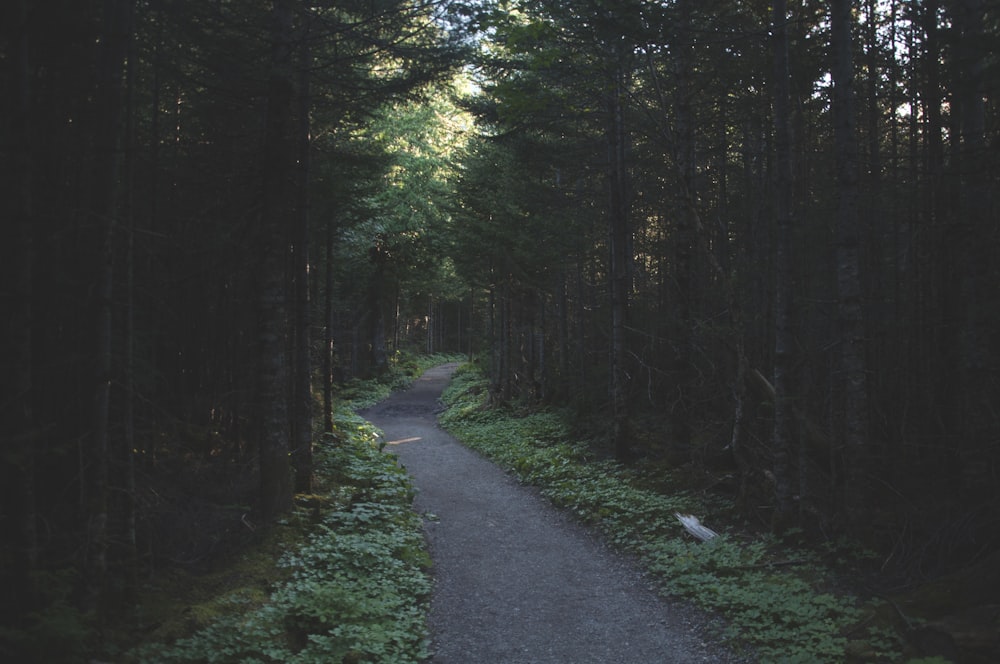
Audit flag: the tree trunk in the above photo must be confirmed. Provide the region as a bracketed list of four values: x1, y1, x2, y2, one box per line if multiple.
[4, 0, 39, 617]
[82, 0, 133, 622]
[831, 0, 870, 530]
[950, 0, 995, 496]
[557, 272, 569, 394]
[426, 297, 435, 354]
[368, 246, 389, 376]
[293, 24, 313, 493]
[536, 296, 546, 401]
[501, 281, 513, 402]
[608, 59, 632, 461]
[119, 1, 139, 608]
[575, 258, 589, 390]
[257, 0, 295, 519]
[862, 0, 884, 390]
[488, 278, 499, 400]
[771, 0, 797, 532]
[672, 5, 695, 448]
[323, 219, 335, 432]
[916, 4, 957, 478]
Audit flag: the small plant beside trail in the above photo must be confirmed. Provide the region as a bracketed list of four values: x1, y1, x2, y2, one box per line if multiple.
[339, 352, 465, 409]
[439, 364, 907, 663]
[126, 407, 431, 664]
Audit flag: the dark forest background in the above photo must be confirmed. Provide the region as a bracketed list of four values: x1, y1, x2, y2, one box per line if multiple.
[2, 0, 998, 660]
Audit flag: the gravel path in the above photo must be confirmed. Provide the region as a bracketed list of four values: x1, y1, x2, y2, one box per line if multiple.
[363, 364, 741, 664]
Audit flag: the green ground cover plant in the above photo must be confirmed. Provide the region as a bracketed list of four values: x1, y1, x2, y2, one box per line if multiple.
[439, 364, 905, 663]
[127, 407, 432, 664]
[338, 352, 466, 409]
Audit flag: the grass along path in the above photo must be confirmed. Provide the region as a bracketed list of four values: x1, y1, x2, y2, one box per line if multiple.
[438, 364, 912, 663]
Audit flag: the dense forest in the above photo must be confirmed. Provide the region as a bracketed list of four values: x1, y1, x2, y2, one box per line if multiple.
[2, 0, 998, 660]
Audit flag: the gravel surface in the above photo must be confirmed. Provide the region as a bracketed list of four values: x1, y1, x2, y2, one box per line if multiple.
[363, 364, 744, 664]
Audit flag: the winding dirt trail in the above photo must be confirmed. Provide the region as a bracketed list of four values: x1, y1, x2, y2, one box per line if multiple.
[363, 364, 740, 663]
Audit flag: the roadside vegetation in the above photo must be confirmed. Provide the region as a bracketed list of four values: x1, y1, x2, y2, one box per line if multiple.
[128, 413, 430, 663]
[105, 355, 461, 664]
[338, 353, 466, 410]
[438, 364, 925, 663]
[93, 355, 950, 664]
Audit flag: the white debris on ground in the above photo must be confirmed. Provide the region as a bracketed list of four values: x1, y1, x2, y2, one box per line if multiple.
[675, 513, 719, 542]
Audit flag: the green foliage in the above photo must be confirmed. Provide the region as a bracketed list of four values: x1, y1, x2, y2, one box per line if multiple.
[337, 378, 396, 411]
[338, 352, 465, 410]
[439, 365, 900, 663]
[644, 537, 866, 661]
[393, 352, 467, 381]
[440, 366, 709, 547]
[128, 409, 431, 664]
[330, 83, 475, 342]
[0, 569, 91, 664]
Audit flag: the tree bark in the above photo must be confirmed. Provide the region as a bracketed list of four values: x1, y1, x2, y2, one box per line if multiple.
[672, 3, 695, 448]
[950, 0, 995, 495]
[258, 0, 295, 519]
[501, 281, 513, 402]
[426, 297, 435, 354]
[323, 219, 336, 432]
[119, 0, 139, 607]
[831, 0, 870, 530]
[82, 0, 133, 622]
[771, 0, 797, 532]
[488, 278, 500, 401]
[557, 271, 569, 394]
[608, 58, 632, 461]
[293, 22, 313, 493]
[4, 0, 39, 617]
[368, 245, 390, 376]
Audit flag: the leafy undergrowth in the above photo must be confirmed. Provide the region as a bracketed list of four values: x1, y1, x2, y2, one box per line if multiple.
[126, 407, 431, 663]
[439, 364, 912, 663]
[339, 352, 466, 410]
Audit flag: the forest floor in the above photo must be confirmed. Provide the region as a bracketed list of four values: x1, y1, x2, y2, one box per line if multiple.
[362, 364, 748, 663]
